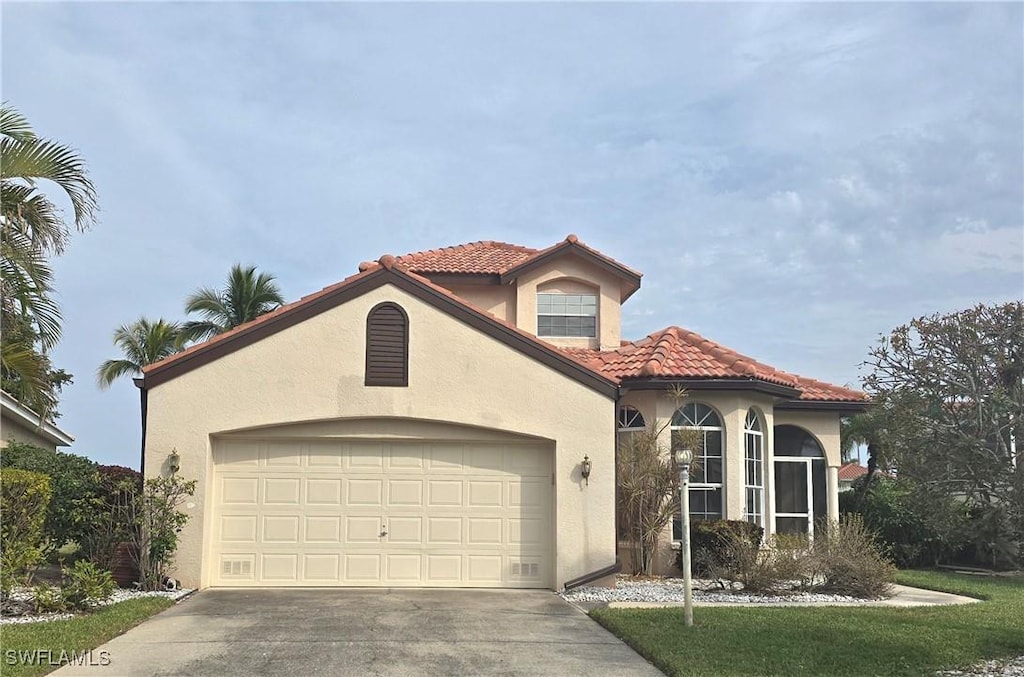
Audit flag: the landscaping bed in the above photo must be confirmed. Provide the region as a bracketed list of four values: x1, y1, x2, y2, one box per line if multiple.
[1, 587, 192, 625]
[564, 575, 862, 604]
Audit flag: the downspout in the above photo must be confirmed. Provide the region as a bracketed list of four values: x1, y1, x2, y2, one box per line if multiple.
[564, 560, 621, 591]
[133, 377, 147, 478]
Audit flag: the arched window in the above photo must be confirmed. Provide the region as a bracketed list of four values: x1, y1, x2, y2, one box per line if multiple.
[617, 406, 646, 431]
[365, 302, 409, 387]
[671, 403, 724, 536]
[744, 409, 764, 527]
[773, 425, 827, 536]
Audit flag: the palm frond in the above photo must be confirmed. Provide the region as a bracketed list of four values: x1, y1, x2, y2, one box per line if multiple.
[99, 317, 184, 388]
[0, 103, 35, 142]
[0, 135, 97, 232]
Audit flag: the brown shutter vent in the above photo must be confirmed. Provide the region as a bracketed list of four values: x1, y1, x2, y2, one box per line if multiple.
[365, 302, 409, 386]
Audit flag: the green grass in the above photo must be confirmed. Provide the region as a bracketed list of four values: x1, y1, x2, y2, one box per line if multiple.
[590, 570, 1024, 676]
[0, 598, 174, 677]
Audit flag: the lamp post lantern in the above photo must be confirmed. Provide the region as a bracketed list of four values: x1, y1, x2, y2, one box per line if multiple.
[675, 448, 694, 627]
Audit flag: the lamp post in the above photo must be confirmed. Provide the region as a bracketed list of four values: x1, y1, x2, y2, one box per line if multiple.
[675, 447, 694, 627]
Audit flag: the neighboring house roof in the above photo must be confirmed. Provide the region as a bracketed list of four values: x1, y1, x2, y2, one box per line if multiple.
[561, 327, 869, 405]
[386, 234, 643, 301]
[0, 390, 74, 447]
[141, 257, 618, 398]
[838, 462, 869, 482]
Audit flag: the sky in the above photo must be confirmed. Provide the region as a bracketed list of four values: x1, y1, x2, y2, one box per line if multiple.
[2, 2, 1022, 469]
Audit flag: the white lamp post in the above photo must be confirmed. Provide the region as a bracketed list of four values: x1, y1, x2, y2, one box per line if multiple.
[675, 447, 694, 627]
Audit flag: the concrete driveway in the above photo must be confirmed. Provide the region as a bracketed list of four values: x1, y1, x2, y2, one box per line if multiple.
[52, 589, 664, 677]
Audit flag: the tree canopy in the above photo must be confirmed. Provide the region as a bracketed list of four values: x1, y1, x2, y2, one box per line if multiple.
[859, 301, 1023, 567]
[1, 103, 96, 419]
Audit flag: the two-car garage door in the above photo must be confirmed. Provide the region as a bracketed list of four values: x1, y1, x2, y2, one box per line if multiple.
[210, 439, 553, 588]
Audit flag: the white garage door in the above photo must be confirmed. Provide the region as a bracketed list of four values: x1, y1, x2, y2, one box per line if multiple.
[210, 439, 553, 588]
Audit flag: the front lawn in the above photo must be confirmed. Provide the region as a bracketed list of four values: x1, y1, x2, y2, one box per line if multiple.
[590, 570, 1024, 676]
[0, 598, 174, 677]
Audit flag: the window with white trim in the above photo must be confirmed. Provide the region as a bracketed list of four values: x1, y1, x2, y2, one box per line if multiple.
[616, 405, 647, 539]
[537, 293, 597, 338]
[744, 409, 764, 527]
[671, 402, 724, 539]
[618, 406, 646, 431]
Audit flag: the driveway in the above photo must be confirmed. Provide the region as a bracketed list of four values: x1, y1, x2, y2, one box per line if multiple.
[52, 589, 664, 677]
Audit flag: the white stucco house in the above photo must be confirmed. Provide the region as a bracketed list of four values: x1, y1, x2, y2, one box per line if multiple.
[139, 235, 868, 590]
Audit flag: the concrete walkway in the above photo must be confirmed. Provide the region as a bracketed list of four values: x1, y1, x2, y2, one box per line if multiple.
[604, 583, 980, 609]
[49, 589, 665, 677]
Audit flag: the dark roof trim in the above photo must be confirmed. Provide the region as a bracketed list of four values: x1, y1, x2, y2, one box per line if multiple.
[775, 400, 871, 413]
[499, 241, 641, 300]
[620, 377, 801, 399]
[419, 273, 502, 287]
[143, 267, 618, 399]
[388, 273, 618, 398]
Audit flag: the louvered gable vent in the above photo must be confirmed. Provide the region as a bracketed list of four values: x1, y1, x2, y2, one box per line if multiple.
[365, 302, 409, 386]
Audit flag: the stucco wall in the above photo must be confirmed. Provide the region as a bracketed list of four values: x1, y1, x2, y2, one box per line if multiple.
[442, 284, 516, 324]
[514, 256, 623, 350]
[1, 416, 59, 451]
[617, 389, 842, 575]
[145, 283, 616, 589]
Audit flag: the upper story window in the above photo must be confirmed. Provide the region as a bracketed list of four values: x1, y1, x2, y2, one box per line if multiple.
[365, 302, 409, 387]
[537, 293, 597, 337]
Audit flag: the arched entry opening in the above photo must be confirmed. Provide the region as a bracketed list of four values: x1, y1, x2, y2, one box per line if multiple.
[773, 425, 827, 536]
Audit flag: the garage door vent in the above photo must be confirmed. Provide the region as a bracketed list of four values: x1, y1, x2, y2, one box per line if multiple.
[222, 559, 252, 577]
[511, 561, 539, 578]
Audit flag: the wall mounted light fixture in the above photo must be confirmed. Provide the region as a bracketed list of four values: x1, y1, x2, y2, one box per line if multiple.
[168, 448, 181, 475]
[581, 455, 592, 485]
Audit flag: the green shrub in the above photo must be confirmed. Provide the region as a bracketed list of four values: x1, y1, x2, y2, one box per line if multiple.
[840, 476, 967, 568]
[680, 519, 764, 576]
[31, 582, 68, 613]
[0, 468, 52, 595]
[61, 560, 115, 610]
[810, 515, 896, 598]
[79, 465, 142, 569]
[0, 441, 102, 551]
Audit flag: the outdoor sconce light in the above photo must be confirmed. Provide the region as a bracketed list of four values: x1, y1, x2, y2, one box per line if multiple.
[581, 455, 592, 485]
[168, 449, 180, 475]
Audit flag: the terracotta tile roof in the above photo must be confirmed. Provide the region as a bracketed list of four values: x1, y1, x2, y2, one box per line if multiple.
[387, 234, 642, 282]
[559, 326, 869, 403]
[838, 462, 869, 481]
[391, 241, 538, 275]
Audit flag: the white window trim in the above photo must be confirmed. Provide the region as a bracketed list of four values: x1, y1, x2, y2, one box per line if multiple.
[773, 456, 817, 538]
[744, 412, 765, 527]
[536, 293, 598, 339]
[671, 419, 725, 540]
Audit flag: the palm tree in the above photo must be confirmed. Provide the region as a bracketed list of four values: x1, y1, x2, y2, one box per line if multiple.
[97, 318, 185, 388]
[98, 317, 183, 476]
[1, 102, 97, 418]
[1, 103, 97, 254]
[181, 264, 285, 343]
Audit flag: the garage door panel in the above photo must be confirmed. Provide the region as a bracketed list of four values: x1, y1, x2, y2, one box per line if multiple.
[305, 515, 341, 542]
[347, 479, 383, 505]
[303, 554, 340, 581]
[220, 515, 257, 543]
[220, 477, 258, 504]
[306, 478, 342, 504]
[427, 480, 462, 506]
[264, 478, 301, 504]
[212, 440, 552, 587]
[261, 553, 298, 580]
[262, 515, 300, 543]
[345, 554, 381, 580]
[387, 479, 423, 505]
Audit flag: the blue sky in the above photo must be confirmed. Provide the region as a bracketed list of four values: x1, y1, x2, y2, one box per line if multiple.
[3, 2, 1022, 468]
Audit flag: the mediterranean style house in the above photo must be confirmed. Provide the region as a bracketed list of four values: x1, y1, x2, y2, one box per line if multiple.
[140, 235, 867, 590]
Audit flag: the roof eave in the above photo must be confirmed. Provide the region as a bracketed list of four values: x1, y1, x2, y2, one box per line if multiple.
[0, 391, 75, 446]
[498, 241, 642, 296]
[619, 377, 801, 399]
[775, 399, 872, 413]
